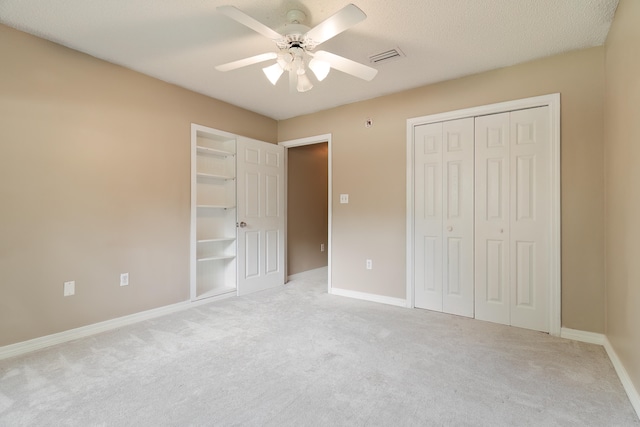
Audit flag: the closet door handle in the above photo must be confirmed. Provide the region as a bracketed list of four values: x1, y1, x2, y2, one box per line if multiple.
[238, 221, 247, 228]
[447, 226, 453, 232]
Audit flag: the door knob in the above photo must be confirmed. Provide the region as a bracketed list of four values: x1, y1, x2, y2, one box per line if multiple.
[238, 221, 247, 228]
[447, 226, 453, 232]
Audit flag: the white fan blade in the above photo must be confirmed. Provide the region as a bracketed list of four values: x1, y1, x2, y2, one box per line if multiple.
[217, 5, 283, 41]
[314, 51, 378, 81]
[305, 4, 366, 46]
[215, 52, 277, 72]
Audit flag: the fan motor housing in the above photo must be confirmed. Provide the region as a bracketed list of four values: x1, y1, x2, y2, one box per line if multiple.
[286, 9, 306, 24]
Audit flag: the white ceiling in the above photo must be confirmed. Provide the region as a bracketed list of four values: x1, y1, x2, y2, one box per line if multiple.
[0, 0, 619, 120]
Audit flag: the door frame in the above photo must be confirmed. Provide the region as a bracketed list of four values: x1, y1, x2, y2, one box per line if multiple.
[279, 134, 333, 292]
[405, 94, 561, 336]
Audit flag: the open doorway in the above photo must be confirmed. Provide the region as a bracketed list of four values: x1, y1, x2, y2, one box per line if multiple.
[287, 142, 328, 275]
[280, 134, 332, 290]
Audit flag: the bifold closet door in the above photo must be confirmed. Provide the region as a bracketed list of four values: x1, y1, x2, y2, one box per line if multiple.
[414, 117, 474, 317]
[509, 107, 551, 332]
[474, 112, 511, 325]
[414, 121, 443, 312]
[475, 106, 551, 332]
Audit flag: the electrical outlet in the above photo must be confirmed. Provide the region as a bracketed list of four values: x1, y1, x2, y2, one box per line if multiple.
[340, 194, 349, 204]
[366, 259, 373, 270]
[63, 281, 75, 297]
[321, 243, 325, 252]
[120, 273, 129, 287]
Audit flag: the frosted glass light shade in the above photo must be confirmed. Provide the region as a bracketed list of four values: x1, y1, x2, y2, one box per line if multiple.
[263, 63, 284, 85]
[309, 59, 330, 81]
[296, 72, 313, 92]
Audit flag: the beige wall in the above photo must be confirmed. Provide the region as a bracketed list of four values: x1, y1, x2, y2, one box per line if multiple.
[0, 24, 277, 346]
[287, 143, 328, 276]
[604, 0, 640, 400]
[279, 47, 606, 333]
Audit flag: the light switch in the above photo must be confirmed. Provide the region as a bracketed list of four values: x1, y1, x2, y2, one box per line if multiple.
[63, 281, 75, 297]
[340, 194, 349, 204]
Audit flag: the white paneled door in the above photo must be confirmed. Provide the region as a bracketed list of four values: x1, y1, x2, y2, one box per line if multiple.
[414, 121, 443, 312]
[509, 107, 551, 332]
[414, 117, 475, 317]
[474, 112, 511, 325]
[236, 137, 285, 296]
[442, 119, 475, 316]
[475, 106, 551, 332]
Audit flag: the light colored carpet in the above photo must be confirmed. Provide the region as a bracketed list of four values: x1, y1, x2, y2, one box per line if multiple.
[0, 268, 638, 426]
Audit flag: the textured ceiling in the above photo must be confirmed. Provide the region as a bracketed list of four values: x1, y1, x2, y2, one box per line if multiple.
[0, 0, 619, 120]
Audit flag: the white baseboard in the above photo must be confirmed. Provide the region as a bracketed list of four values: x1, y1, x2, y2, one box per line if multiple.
[560, 327, 606, 345]
[329, 287, 406, 308]
[604, 337, 640, 418]
[0, 293, 233, 361]
[560, 327, 639, 419]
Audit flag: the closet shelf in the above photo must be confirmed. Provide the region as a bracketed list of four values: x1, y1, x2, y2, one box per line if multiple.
[197, 255, 236, 262]
[196, 204, 236, 210]
[197, 237, 236, 244]
[196, 146, 235, 157]
[196, 172, 235, 181]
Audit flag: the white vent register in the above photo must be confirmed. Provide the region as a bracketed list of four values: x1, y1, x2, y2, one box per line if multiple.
[369, 48, 405, 65]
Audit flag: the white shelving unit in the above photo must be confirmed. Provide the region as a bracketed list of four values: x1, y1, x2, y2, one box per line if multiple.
[191, 124, 237, 300]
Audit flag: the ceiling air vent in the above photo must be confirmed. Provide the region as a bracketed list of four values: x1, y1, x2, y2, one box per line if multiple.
[368, 47, 405, 65]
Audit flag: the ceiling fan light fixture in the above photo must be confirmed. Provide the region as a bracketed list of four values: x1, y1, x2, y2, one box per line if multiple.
[309, 58, 330, 81]
[216, 4, 378, 94]
[263, 63, 284, 85]
[277, 52, 293, 70]
[296, 72, 313, 92]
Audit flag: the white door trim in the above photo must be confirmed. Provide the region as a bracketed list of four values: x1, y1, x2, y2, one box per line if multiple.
[279, 134, 333, 293]
[406, 94, 561, 336]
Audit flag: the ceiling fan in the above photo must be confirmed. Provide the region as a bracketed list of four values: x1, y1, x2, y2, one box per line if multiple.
[215, 4, 378, 92]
